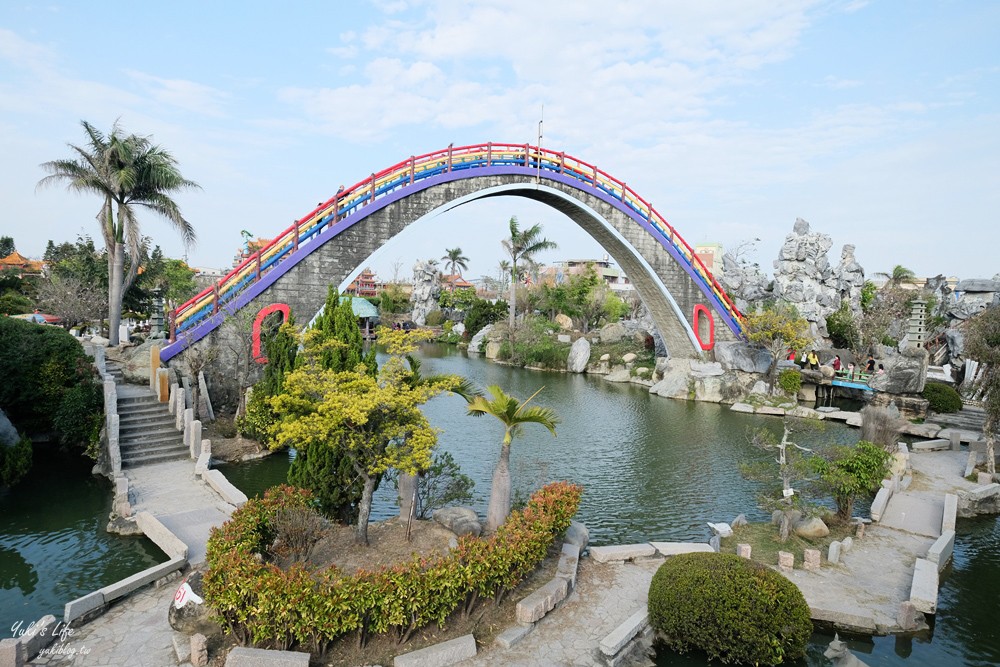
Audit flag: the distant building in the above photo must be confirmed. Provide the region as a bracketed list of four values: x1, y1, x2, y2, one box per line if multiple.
[540, 257, 634, 293]
[694, 243, 724, 271]
[0, 251, 45, 277]
[232, 237, 272, 267]
[442, 273, 473, 291]
[345, 267, 382, 298]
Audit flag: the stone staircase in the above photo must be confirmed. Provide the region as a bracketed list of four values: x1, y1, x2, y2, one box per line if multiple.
[117, 392, 188, 468]
[105, 360, 125, 383]
[930, 405, 987, 436]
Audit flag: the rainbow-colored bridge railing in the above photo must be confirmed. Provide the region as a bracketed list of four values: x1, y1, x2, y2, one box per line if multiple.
[169, 142, 744, 341]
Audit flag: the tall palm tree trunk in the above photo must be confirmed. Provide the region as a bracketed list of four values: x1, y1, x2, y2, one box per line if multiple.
[108, 242, 125, 345]
[486, 443, 512, 532]
[508, 273, 517, 331]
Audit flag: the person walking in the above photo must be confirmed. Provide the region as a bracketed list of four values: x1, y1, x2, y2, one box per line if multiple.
[807, 350, 820, 370]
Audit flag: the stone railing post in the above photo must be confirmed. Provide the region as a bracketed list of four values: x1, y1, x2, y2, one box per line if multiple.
[156, 368, 170, 403]
[190, 420, 202, 459]
[109, 414, 121, 476]
[149, 344, 161, 391]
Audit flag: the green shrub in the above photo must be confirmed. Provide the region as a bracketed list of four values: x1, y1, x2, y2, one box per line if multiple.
[923, 382, 962, 414]
[424, 309, 445, 326]
[777, 368, 802, 395]
[826, 301, 858, 349]
[236, 388, 275, 442]
[648, 552, 812, 666]
[204, 481, 582, 651]
[0, 317, 101, 452]
[463, 298, 508, 339]
[0, 435, 32, 486]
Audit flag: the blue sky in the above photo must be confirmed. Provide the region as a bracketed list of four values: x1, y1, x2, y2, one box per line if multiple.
[2, 1, 998, 283]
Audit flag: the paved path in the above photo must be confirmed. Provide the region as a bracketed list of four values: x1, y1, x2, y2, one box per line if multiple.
[790, 449, 979, 634]
[29, 386, 237, 667]
[467, 558, 660, 667]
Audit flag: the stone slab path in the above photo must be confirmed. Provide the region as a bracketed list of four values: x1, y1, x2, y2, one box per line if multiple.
[466, 558, 661, 667]
[29, 456, 236, 665]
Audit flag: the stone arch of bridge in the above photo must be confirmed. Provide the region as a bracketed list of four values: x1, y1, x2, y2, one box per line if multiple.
[162, 168, 740, 369]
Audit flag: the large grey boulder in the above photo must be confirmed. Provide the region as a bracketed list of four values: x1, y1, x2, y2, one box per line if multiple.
[467, 324, 493, 354]
[714, 342, 772, 374]
[794, 516, 830, 539]
[433, 506, 482, 537]
[718, 251, 771, 313]
[0, 407, 19, 447]
[599, 322, 627, 344]
[168, 570, 222, 637]
[868, 348, 928, 394]
[956, 279, 998, 293]
[566, 337, 591, 373]
[604, 368, 631, 383]
[110, 338, 158, 384]
[945, 328, 965, 360]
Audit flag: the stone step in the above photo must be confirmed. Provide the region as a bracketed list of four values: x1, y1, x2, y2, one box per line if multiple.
[118, 395, 159, 406]
[121, 450, 190, 468]
[120, 440, 186, 457]
[118, 401, 170, 414]
[119, 414, 176, 429]
[120, 431, 183, 448]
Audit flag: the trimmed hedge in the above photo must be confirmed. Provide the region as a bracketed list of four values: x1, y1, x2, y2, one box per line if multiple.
[204, 481, 582, 651]
[648, 552, 812, 666]
[923, 382, 962, 414]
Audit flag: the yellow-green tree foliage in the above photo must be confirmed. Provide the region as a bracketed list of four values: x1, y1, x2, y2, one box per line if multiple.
[271, 328, 456, 544]
[742, 303, 811, 387]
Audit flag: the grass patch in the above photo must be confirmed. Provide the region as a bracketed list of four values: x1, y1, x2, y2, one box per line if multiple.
[719, 520, 855, 568]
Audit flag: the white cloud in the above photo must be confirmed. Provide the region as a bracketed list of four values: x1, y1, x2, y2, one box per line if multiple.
[124, 71, 231, 117]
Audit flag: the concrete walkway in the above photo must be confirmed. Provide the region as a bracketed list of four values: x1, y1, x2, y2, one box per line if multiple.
[29, 395, 237, 666]
[789, 450, 978, 634]
[467, 558, 660, 667]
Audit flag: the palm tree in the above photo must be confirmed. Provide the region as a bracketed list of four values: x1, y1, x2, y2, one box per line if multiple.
[38, 120, 198, 345]
[876, 264, 916, 288]
[467, 385, 559, 531]
[442, 247, 469, 281]
[502, 216, 557, 330]
[497, 259, 512, 288]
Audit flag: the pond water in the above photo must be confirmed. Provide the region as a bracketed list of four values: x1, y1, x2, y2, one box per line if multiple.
[217, 344, 1000, 665]
[0, 446, 165, 634]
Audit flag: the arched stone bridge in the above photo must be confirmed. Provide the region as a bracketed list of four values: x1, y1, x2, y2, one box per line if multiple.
[162, 143, 743, 370]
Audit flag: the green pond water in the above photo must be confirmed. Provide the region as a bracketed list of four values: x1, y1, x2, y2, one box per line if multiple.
[216, 343, 1000, 666]
[3, 342, 997, 665]
[0, 446, 164, 634]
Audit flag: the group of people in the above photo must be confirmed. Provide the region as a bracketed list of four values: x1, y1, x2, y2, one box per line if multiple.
[788, 349, 884, 382]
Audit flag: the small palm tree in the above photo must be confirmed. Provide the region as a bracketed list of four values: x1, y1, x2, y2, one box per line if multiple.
[467, 385, 559, 531]
[876, 264, 916, 288]
[442, 247, 469, 280]
[497, 259, 512, 287]
[502, 217, 557, 330]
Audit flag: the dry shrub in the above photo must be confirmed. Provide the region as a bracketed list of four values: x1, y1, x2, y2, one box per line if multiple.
[270, 505, 329, 564]
[860, 405, 904, 452]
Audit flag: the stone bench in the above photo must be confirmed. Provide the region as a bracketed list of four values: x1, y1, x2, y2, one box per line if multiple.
[599, 606, 649, 660]
[225, 647, 310, 666]
[912, 439, 950, 452]
[589, 543, 656, 563]
[649, 542, 714, 557]
[393, 634, 476, 667]
[909, 558, 939, 614]
[516, 577, 568, 623]
[927, 530, 956, 572]
[204, 469, 249, 507]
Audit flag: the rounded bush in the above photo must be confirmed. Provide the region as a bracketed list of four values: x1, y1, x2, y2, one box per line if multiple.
[923, 382, 962, 414]
[778, 368, 802, 395]
[648, 552, 812, 666]
[425, 309, 445, 326]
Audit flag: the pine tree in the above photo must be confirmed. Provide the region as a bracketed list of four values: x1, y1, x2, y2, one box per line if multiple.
[286, 285, 379, 525]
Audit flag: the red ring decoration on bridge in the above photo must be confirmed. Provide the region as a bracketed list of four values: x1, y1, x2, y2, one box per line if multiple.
[252, 303, 291, 363]
[693, 304, 715, 351]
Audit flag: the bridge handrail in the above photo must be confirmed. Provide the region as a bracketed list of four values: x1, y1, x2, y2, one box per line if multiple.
[170, 143, 743, 339]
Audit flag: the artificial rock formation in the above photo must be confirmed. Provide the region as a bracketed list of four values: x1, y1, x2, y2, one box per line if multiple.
[831, 244, 866, 317]
[409, 260, 441, 326]
[718, 252, 771, 314]
[771, 218, 841, 337]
